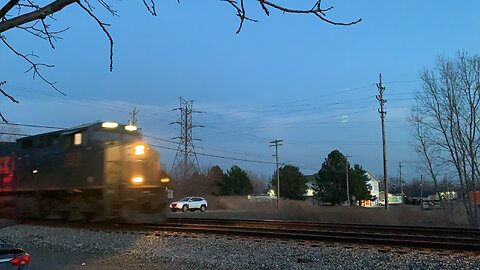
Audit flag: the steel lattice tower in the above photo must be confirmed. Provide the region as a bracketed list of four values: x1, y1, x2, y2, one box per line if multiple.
[170, 97, 203, 181]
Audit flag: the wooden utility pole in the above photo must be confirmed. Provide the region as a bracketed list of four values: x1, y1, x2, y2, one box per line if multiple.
[345, 155, 352, 206]
[376, 73, 388, 210]
[399, 162, 404, 195]
[129, 107, 139, 126]
[270, 139, 283, 209]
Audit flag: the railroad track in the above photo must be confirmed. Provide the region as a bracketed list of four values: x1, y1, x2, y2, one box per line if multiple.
[20, 217, 480, 252]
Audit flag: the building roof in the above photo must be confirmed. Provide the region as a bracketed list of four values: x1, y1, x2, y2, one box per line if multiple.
[365, 171, 380, 182]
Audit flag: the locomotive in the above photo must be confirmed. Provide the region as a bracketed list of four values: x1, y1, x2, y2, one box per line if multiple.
[0, 122, 170, 222]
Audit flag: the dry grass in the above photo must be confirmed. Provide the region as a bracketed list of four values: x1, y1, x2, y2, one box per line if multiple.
[198, 196, 471, 227]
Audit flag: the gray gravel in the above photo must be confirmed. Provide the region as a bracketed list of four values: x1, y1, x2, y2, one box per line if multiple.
[1, 224, 479, 270]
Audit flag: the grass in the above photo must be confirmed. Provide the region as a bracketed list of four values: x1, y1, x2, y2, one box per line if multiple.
[187, 196, 471, 227]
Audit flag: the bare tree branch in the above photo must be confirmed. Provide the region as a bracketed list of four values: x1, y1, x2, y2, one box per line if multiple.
[0, 0, 21, 19]
[223, 0, 361, 33]
[0, 34, 64, 94]
[0, 0, 76, 33]
[0, 81, 19, 104]
[77, 0, 114, 72]
[0, 0, 361, 108]
[0, 81, 19, 123]
[261, 0, 361, 26]
[142, 0, 156, 16]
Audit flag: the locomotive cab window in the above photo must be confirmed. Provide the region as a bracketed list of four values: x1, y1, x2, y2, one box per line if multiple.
[74, 133, 82, 145]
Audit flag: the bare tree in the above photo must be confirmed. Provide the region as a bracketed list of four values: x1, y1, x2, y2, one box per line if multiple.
[412, 52, 480, 227]
[0, 0, 361, 121]
[246, 170, 267, 194]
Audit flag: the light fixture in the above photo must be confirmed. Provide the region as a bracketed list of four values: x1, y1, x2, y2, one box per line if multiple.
[134, 145, 145, 155]
[125, 125, 137, 131]
[101, 122, 118, 128]
[160, 177, 170, 183]
[131, 176, 143, 184]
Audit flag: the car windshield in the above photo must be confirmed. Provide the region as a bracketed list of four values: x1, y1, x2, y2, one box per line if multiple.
[179, 197, 190, 202]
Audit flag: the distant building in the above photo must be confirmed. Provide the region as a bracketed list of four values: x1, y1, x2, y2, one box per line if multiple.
[361, 171, 380, 207]
[305, 174, 317, 197]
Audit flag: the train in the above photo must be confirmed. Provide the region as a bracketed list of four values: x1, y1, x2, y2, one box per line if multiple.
[0, 122, 171, 222]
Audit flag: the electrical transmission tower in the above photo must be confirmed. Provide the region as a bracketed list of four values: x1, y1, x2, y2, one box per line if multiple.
[171, 97, 203, 181]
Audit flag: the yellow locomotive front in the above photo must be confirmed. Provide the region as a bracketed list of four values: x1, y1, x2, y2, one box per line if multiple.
[98, 123, 170, 221]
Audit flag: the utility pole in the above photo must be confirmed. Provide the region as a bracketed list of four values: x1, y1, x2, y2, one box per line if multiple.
[420, 173, 424, 203]
[270, 139, 283, 209]
[345, 155, 352, 206]
[377, 73, 388, 210]
[128, 107, 139, 126]
[399, 162, 404, 195]
[171, 97, 203, 181]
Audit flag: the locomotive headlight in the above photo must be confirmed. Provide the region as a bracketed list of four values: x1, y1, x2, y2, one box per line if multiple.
[131, 176, 143, 184]
[101, 122, 118, 128]
[134, 145, 146, 155]
[125, 125, 137, 131]
[160, 177, 170, 183]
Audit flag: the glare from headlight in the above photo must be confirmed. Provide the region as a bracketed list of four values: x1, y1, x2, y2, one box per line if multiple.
[125, 125, 137, 131]
[134, 145, 145, 155]
[131, 176, 143, 184]
[102, 122, 118, 128]
[160, 177, 170, 183]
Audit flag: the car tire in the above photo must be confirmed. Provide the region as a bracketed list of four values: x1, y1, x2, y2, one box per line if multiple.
[200, 205, 206, 212]
[182, 205, 188, 212]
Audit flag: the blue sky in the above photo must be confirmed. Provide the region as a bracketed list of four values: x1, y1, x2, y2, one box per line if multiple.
[1, 1, 480, 180]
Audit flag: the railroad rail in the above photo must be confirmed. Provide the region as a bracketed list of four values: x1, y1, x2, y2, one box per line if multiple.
[19, 217, 480, 252]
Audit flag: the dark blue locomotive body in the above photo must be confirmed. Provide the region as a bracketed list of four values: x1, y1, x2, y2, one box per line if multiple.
[0, 122, 170, 221]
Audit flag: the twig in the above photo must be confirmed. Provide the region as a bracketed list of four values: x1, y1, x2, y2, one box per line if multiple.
[0, 81, 19, 103]
[77, 0, 114, 71]
[142, 0, 157, 16]
[0, 35, 65, 95]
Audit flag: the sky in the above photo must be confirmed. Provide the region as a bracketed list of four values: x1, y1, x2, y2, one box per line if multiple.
[1, 0, 480, 181]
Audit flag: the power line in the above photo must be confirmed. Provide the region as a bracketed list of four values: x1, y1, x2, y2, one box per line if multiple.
[151, 144, 273, 164]
[0, 132, 30, 137]
[0, 122, 65, 130]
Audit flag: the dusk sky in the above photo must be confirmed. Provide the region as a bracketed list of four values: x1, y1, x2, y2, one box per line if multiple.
[1, 1, 479, 181]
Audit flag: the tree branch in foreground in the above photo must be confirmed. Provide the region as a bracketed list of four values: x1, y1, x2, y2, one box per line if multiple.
[0, 81, 20, 123]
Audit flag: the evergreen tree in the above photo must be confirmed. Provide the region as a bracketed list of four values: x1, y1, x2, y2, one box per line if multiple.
[218, 165, 253, 196]
[270, 165, 307, 200]
[314, 150, 371, 205]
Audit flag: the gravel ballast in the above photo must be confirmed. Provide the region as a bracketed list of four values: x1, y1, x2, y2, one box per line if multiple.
[1, 224, 479, 269]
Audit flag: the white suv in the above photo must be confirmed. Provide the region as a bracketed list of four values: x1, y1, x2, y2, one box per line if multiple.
[170, 197, 208, 212]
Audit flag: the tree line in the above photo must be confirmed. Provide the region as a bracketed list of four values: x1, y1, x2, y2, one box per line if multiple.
[172, 149, 374, 206]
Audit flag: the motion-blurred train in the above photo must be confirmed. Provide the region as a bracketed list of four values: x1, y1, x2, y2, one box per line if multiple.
[0, 122, 170, 221]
